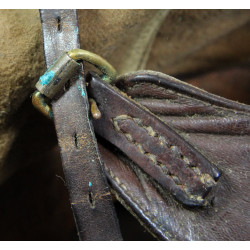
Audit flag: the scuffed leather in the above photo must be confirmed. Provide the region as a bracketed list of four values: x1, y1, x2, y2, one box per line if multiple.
[40, 10, 122, 240]
[87, 72, 221, 207]
[91, 70, 250, 240]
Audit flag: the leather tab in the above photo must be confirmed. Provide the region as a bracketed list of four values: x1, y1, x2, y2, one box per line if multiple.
[99, 70, 250, 240]
[87, 72, 221, 207]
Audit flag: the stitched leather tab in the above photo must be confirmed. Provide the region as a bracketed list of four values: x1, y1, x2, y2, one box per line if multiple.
[100, 70, 250, 240]
[87, 72, 221, 207]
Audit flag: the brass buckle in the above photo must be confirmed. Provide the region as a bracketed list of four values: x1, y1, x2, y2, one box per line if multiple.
[32, 49, 117, 118]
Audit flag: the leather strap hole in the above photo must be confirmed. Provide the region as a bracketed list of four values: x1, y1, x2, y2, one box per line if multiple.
[56, 16, 61, 32]
[88, 191, 95, 209]
[64, 80, 71, 92]
[73, 133, 79, 148]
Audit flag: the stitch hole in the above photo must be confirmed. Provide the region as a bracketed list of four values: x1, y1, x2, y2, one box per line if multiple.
[73, 133, 79, 148]
[157, 161, 164, 167]
[168, 172, 180, 185]
[64, 80, 71, 92]
[56, 16, 61, 32]
[168, 172, 182, 186]
[168, 171, 174, 178]
[88, 191, 95, 209]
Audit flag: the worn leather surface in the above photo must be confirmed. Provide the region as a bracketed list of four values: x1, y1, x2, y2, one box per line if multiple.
[40, 9, 122, 240]
[87, 72, 221, 207]
[88, 71, 250, 240]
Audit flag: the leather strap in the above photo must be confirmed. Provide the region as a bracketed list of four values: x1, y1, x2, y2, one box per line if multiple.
[40, 9, 122, 240]
[87, 72, 221, 207]
[96, 70, 250, 240]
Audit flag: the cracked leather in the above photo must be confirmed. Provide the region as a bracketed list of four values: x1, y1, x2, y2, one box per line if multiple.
[86, 71, 250, 240]
[40, 10, 122, 240]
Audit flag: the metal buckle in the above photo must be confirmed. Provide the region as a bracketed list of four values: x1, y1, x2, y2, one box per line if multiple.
[32, 49, 117, 118]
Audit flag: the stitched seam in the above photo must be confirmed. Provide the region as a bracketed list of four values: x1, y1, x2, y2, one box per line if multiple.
[114, 117, 192, 185]
[105, 166, 175, 240]
[113, 115, 215, 200]
[113, 115, 215, 187]
[113, 115, 191, 167]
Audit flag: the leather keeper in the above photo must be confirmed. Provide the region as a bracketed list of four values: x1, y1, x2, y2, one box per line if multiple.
[36, 52, 80, 99]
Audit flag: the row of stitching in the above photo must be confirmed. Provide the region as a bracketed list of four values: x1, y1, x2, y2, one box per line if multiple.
[114, 114, 215, 187]
[114, 117, 185, 188]
[105, 165, 175, 239]
[113, 115, 200, 182]
[113, 115, 192, 167]
[112, 134, 198, 203]
[112, 115, 216, 199]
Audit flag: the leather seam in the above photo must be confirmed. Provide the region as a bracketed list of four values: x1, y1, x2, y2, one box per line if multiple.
[105, 166, 175, 239]
[112, 115, 213, 197]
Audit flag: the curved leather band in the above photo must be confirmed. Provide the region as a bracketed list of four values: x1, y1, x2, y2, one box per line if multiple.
[40, 9, 122, 240]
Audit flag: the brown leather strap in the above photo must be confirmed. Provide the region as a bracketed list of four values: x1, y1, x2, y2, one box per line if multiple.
[87, 72, 221, 207]
[115, 70, 250, 113]
[40, 9, 122, 240]
[96, 70, 250, 240]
